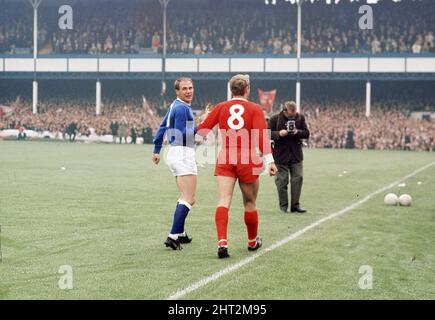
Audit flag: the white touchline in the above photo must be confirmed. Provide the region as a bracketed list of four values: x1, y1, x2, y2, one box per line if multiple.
[167, 160, 435, 300]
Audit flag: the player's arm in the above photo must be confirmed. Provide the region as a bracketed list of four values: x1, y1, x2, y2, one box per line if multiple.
[196, 103, 220, 136]
[195, 104, 214, 127]
[253, 107, 277, 176]
[151, 110, 170, 164]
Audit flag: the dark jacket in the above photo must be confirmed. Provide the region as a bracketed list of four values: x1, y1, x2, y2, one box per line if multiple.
[110, 122, 119, 136]
[268, 111, 310, 164]
[67, 122, 77, 134]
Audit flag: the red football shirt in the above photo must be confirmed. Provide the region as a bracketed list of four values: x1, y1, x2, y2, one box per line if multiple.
[198, 98, 273, 166]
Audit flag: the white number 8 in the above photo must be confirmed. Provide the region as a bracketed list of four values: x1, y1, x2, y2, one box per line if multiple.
[227, 104, 245, 130]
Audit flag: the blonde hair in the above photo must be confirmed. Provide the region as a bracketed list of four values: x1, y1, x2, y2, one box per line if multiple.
[284, 101, 297, 112]
[174, 77, 193, 91]
[229, 74, 250, 96]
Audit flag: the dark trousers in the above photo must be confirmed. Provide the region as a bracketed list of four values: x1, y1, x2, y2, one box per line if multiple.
[274, 161, 303, 211]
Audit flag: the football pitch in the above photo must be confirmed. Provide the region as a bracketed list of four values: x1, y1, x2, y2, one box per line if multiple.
[0, 141, 434, 300]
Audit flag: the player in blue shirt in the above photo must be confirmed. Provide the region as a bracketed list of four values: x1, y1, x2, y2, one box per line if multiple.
[152, 77, 197, 250]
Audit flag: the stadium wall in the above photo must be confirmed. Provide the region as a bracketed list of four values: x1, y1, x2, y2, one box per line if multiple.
[0, 129, 132, 143]
[1, 54, 434, 80]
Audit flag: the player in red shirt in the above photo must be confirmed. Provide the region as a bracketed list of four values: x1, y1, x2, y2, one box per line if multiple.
[197, 74, 277, 259]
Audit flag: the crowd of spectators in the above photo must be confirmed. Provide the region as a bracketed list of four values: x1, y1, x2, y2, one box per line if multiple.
[0, 98, 158, 143]
[1, 0, 434, 55]
[1, 96, 433, 152]
[301, 99, 434, 152]
[164, 0, 435, 55]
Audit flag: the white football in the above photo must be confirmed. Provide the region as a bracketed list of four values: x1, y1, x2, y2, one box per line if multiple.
[398, 194, 412, 206]
[384, 193, 398, 206]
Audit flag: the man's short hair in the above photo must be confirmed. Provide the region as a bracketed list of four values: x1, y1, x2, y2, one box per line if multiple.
[174, 77, 193, 91]
[284, 101, 297, 112]
[229, 74, 250, 96]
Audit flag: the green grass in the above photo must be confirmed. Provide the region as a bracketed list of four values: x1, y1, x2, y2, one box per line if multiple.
[0, 140, 434, 300]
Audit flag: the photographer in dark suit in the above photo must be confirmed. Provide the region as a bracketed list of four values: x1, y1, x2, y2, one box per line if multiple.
[268, 101, 310, 214]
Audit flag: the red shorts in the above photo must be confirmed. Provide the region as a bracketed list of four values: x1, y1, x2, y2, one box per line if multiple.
[214, 149, 264, 183]
[215, 163, 263, 183]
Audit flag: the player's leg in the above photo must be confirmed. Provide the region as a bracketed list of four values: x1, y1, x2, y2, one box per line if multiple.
[165, 174, 196, 250]
[167, 145, 198, 247]
[176, 174, 197, 206]
[215, 176, 236, 257]
[239, 179, 262, 251]
[167, 174, 196, 243]
[217, 175, 236, 208]
[164, 146, 197, 250]
[176, 174, 197, 243]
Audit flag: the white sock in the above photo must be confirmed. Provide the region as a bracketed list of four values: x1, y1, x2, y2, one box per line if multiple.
[178, 200, 192, 210]
[168, 233, 178, 240]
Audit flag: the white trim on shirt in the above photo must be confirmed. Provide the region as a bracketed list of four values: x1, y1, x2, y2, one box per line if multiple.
[231, 97, 248, 102]
[176, 97, 191, 107]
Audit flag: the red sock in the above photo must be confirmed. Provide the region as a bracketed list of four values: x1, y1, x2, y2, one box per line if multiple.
[215, 206, 229, 247]
[244, 210, 258, 247]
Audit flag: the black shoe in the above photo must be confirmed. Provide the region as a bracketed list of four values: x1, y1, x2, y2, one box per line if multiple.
[164, 237, 182, 250]
[248, 236, 262, 251]
[178, 233, 192, 244]
[218, 246, 230, 259]
[280, 208, 289, 214]
[291, 206, 307, 214]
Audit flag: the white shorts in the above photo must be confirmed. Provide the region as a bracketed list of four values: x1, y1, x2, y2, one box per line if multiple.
[165, 146, 197, 177]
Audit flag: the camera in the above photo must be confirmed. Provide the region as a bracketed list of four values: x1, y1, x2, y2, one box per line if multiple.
[286, 119, 296, 133]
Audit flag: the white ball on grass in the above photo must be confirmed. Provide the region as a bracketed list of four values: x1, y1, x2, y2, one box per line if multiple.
[384, 193, 398, 206]
[398, 194, 412, 206]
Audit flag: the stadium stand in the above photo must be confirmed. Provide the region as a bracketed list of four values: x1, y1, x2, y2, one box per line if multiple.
[0, 0, 433, 151]
[1, 80, 433, 151]
[0, 0, 434, 55]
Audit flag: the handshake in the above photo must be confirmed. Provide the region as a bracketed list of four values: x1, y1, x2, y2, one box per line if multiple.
[195, 103, 215, 126]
